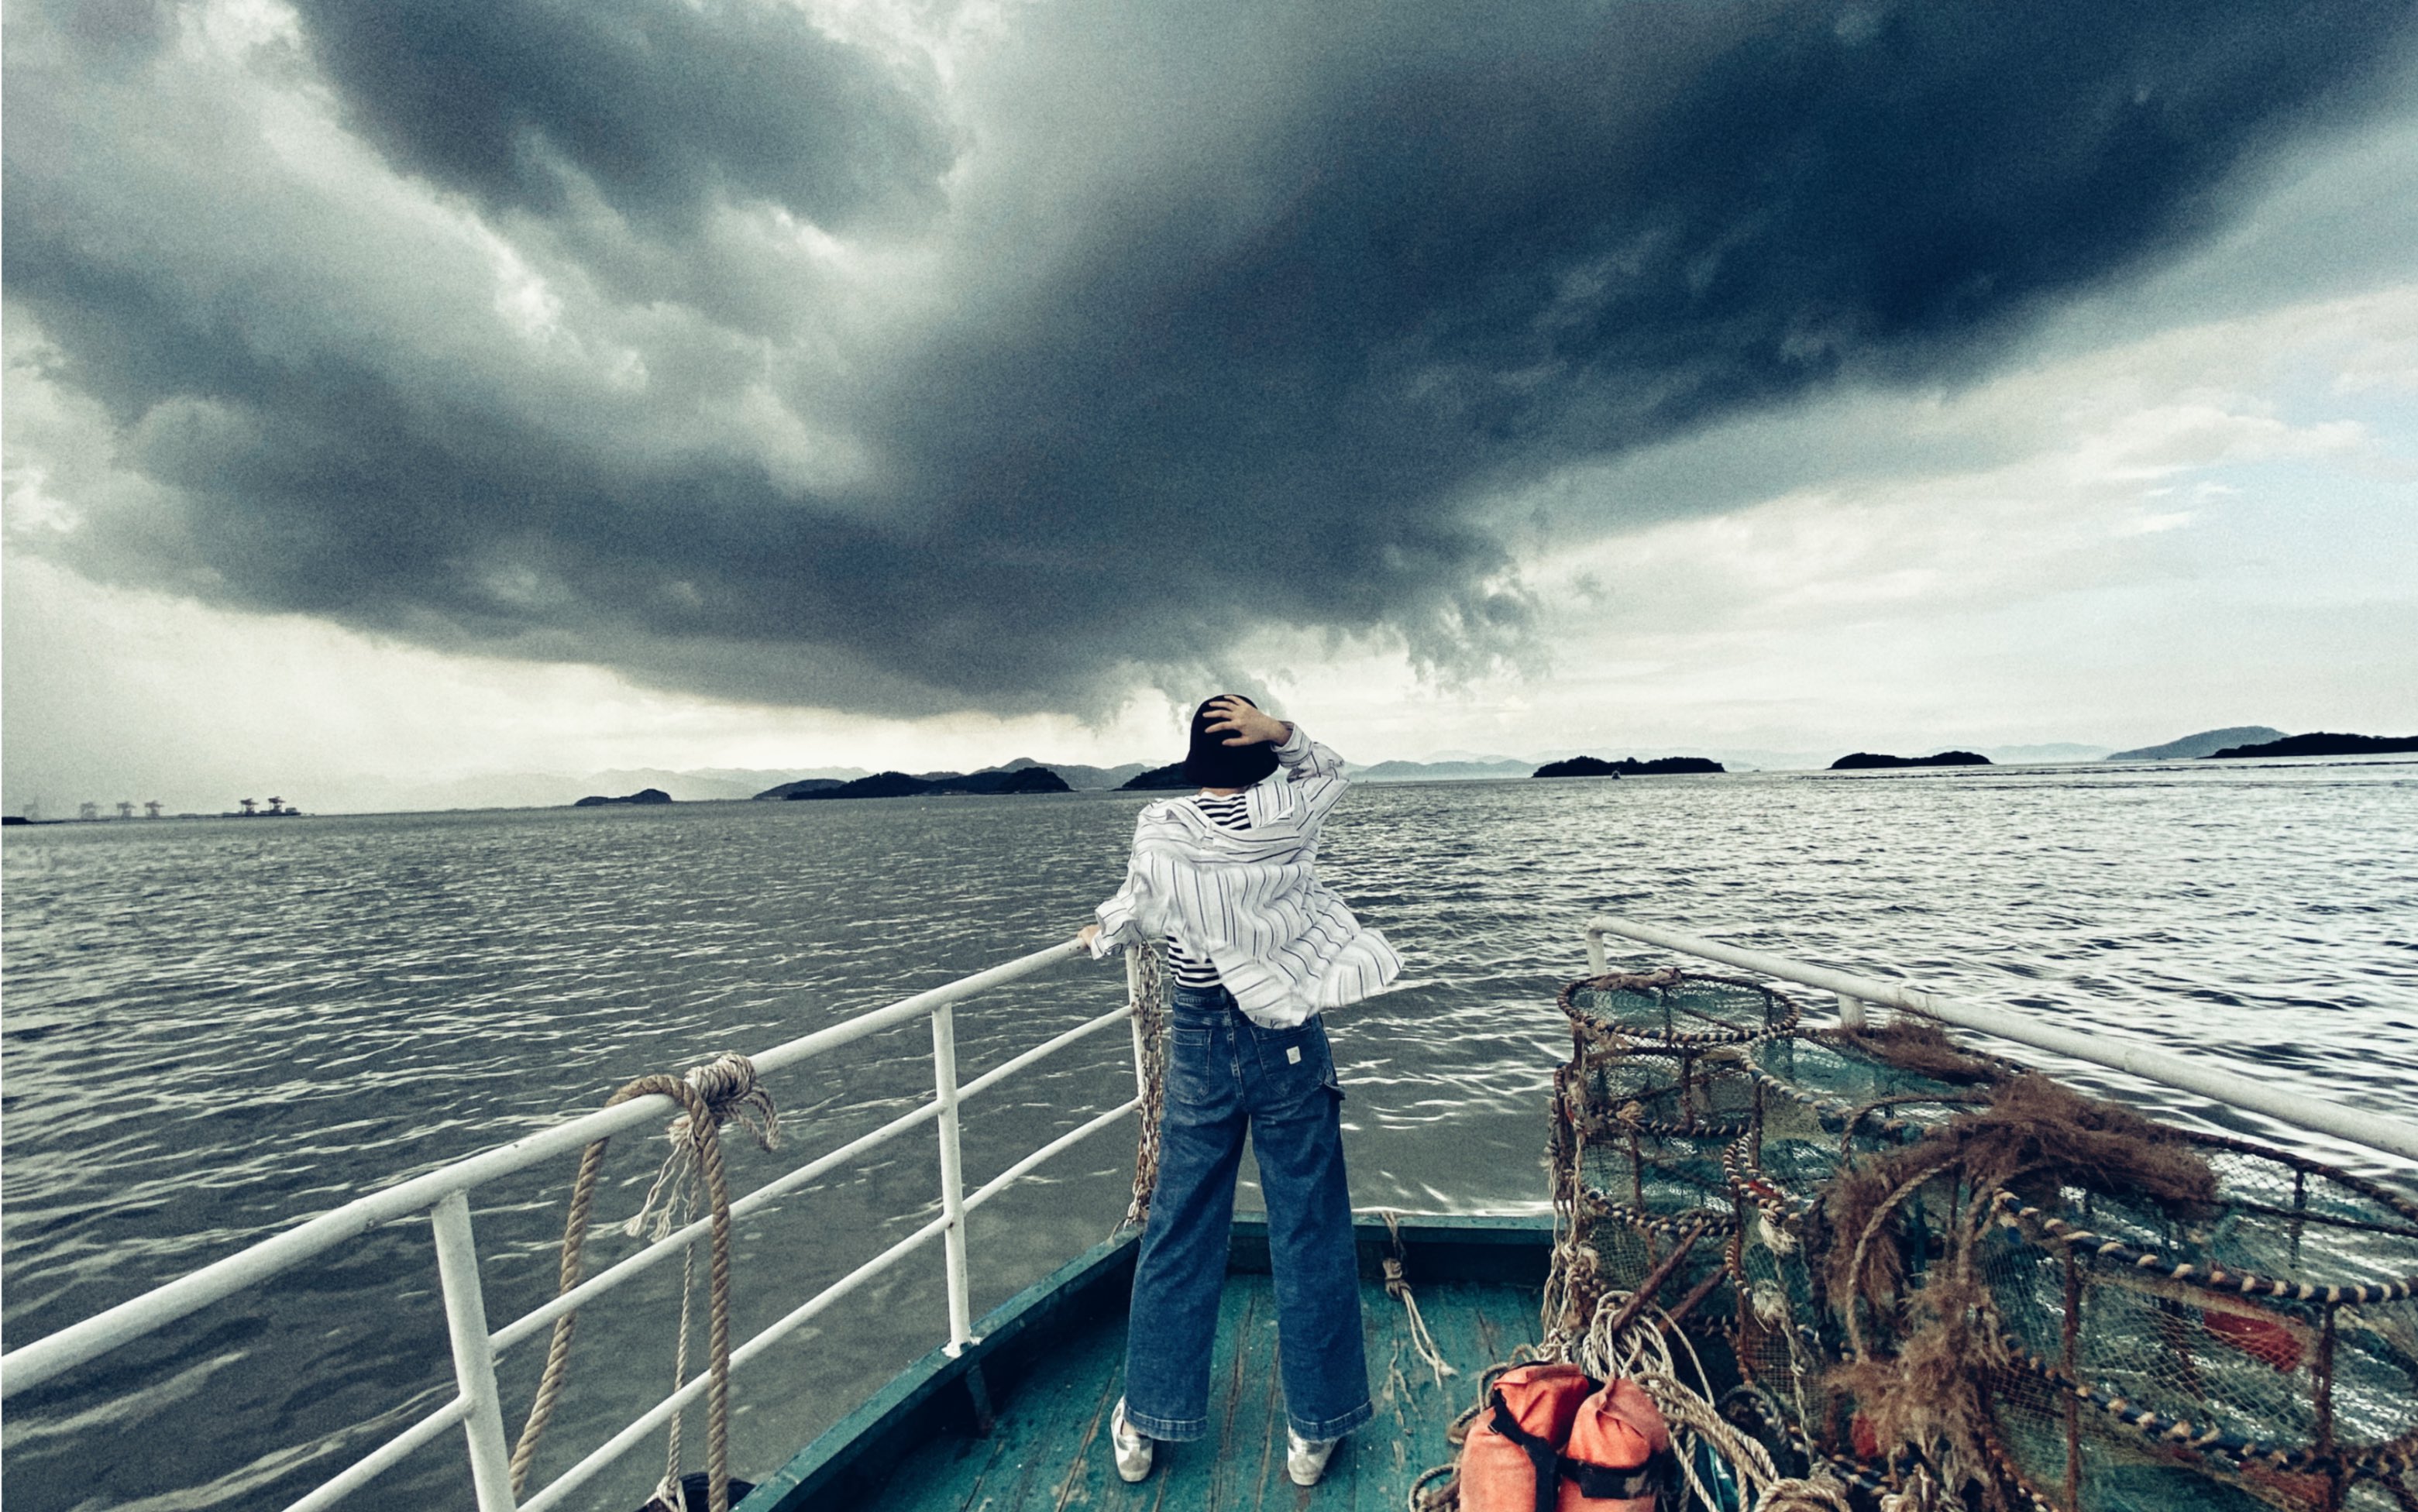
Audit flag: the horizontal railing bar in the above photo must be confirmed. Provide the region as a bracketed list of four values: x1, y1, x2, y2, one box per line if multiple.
[958, 1004, 1135, 1102]
[1, 939, 1089, 1397]
[490, 1098, 946, 1355]
[1584, 916, 2418, 1165]
[2, 1101, 669, 1398]
[749, 940, 1089, 1082]
[518, 1213, 954, 1512]
[962, 1098, 1143, 1214]
[521, 1085, 1140, 1512]
[277, 1397, 469, 1512]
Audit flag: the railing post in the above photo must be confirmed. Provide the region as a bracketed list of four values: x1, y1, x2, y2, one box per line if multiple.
[930, 1005, 975, 1354]
[1835, 991, 1867, 1030]
[432, 1191, 518, 1512]
[1584, 925, 1608, 978]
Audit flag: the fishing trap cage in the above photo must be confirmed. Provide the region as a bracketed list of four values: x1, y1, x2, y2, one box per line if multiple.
[1541, 967, 2418, 1512]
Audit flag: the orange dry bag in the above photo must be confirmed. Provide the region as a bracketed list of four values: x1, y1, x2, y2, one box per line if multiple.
[1458, 1363, 1597, 1512]
[1556, 1378, 1672, 1511]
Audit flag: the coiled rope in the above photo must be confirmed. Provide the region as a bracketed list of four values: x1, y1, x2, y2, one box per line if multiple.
[509, 1053, 779, 1512]
[1575, 1285, 1850, 1512]
[1411, 1266, 1852, 1512]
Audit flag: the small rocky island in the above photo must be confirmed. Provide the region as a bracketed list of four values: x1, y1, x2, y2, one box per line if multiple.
[788, 767, 1072, 800]
[1120, 762, 1193, 790]
[1828, 751, 1990, 770]
[756, 777, 845, 799]
[1533, 755, 1725, 777]
[574, 788, 672, 806]
[2204, 732, 2418, 759]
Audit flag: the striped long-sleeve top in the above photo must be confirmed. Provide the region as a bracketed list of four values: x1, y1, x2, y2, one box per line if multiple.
[1088, 724, 1402, 1029]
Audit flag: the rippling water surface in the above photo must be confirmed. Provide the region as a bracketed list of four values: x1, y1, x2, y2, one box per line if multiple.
[5, 762, 2414, 1510]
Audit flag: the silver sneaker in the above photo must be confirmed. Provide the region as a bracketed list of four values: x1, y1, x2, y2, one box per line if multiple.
[1111, 1398, 1154, 1483]
[1286, 1428, 1339, 1486]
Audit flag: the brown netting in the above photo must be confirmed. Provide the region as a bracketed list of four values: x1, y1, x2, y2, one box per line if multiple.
[1421, 967, 2418, 1512]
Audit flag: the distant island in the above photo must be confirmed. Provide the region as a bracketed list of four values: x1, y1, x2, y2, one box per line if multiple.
[2106, 726, 2285, 761]
[788, 767, 1072, 800]
[2203, 732, 2418, 760]
[756, 777, 846, 799]
[574, 788, 672, 806]
[1120, 762, 1192, 790]
[1533, 755, 1725, 777]
[755, 758, 1140, 799]
[1001, 758, 1146, 790]
[1828, 751, 1990, 770]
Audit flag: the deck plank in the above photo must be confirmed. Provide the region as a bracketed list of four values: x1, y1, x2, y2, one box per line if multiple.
[872, 1273, 1541, 1512]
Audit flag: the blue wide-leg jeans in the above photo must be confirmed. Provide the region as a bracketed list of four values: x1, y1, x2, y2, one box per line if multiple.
[1122, 985, 1372, 1443]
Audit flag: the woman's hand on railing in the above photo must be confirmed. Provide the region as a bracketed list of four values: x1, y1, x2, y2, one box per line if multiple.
[1076, 923, 1102, 950]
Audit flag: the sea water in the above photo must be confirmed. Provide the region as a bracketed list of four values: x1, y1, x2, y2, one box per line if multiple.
[3, 761, 2413, 1510]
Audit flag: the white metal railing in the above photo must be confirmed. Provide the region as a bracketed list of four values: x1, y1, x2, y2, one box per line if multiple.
[1583, 916, 2418, 1166]
[0, 935, 1148, 1512]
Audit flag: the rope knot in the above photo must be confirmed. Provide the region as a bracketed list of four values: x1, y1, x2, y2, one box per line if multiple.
[627, 1053, 781, 1241]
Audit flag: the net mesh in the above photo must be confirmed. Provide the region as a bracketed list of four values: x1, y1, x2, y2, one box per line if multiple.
[1544, 967, 2418, 1512]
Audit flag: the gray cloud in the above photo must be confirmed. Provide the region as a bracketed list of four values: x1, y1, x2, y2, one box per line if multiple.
[6, 0, 2413, 716]
[289, 0, 952, 235]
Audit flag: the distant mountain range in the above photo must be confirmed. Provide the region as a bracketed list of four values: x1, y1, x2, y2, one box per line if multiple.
[2106, 727, 2286, 761]
[991, 757, 1148, 790]
[1352, 758, 1535, 782]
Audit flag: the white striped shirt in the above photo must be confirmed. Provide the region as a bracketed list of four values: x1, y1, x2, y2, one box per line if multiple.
[1090, 725, 1402, 1027]
[1166, 792, 1252, 986]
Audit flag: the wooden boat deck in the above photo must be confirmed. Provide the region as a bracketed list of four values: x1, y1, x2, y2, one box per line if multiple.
[742, 1215, 1553, 1512]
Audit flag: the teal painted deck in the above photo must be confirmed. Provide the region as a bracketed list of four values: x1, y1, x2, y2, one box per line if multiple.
[883, 1269, 1536, 1511]
[742, 1216, 1552, 1512]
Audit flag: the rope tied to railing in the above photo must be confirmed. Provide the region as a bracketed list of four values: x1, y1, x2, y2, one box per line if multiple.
[510, 1052, 780, 1512]
[627, 1055, 782, 1243]
[1118, 946, 1171, 1234]
[1378, 1209, 1457, 1389]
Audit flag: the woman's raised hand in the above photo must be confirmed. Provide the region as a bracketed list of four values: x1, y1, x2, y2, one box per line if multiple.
[1205, 696, 1291, 747]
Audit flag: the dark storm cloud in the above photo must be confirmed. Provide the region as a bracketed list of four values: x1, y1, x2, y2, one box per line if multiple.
[287, 0, 953, 234]
[6, 0, 2413, 713]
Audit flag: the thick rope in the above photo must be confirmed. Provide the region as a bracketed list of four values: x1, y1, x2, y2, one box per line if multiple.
[1378, 1210, 1457, 1389]
[1118, 945, 1170, 1234]
[509, 1053, 779, 1512]
[1576, 1286, 1849, 1512]
[659, 1239, 696, 1506]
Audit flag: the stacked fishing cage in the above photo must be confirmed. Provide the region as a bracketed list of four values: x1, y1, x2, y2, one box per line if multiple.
[1973, 1135, 2418, 1512]
[1545, 966, 2418, 1512]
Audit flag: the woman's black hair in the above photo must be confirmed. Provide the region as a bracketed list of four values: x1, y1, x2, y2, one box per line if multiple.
[1181, 695, 1282, 789]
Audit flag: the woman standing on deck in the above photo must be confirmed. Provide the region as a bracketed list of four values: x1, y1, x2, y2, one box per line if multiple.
[1077, 696, 1402, 1488]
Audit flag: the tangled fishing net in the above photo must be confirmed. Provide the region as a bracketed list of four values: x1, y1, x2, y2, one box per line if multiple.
[1417, 967, 2418, 1512]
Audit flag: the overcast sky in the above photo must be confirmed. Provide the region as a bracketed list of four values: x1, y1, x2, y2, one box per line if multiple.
[6, 0, 2416, 813]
